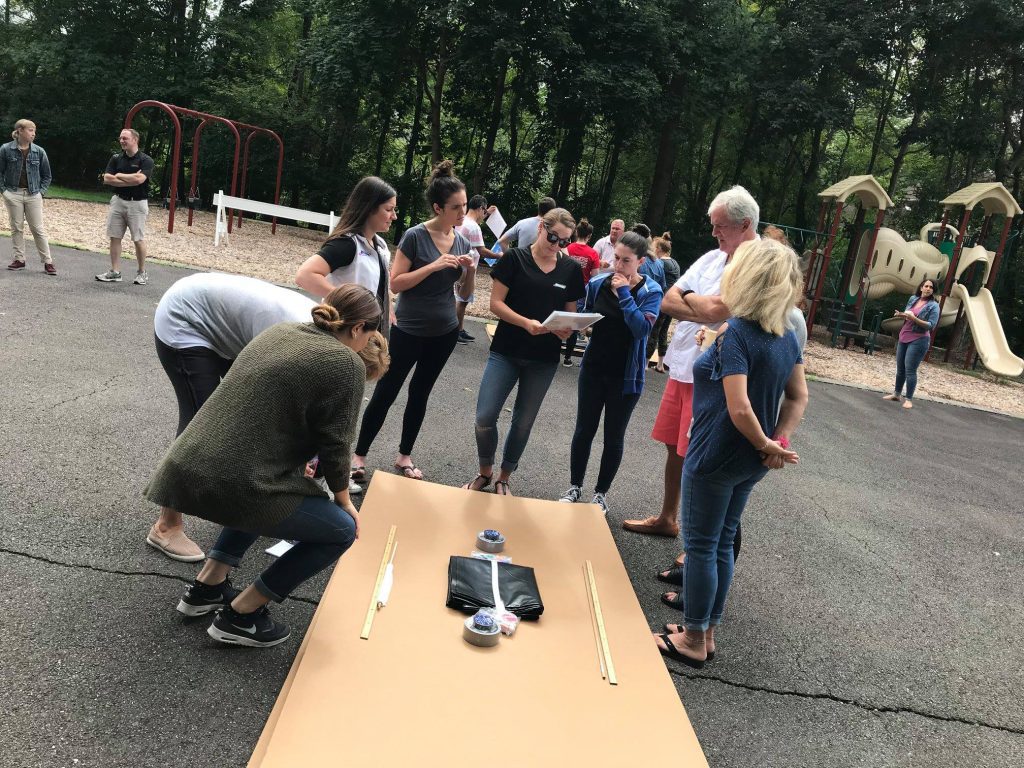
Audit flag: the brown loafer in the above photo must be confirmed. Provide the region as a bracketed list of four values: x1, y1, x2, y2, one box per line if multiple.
[622, 516, 680, 537]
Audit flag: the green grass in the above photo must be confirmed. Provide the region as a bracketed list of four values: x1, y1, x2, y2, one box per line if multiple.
[46, 185, 110, 204]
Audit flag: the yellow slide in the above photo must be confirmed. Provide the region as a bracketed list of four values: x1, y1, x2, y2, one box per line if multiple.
[950, 283, 1024, 377]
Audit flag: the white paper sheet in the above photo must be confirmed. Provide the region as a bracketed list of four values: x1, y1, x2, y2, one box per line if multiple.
[265, 539, 296, 557]
[541, 311, 603, 331]
[485, 209, 507, 240]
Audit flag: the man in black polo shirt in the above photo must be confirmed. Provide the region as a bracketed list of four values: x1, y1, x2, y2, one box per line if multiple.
[96, 128, 155, 285]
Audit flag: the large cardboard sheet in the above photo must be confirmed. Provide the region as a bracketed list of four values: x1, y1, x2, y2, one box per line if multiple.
[250, 473, 707, 767]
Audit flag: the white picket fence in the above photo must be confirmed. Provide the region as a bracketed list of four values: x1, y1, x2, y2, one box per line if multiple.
[213, 190, 339, 246]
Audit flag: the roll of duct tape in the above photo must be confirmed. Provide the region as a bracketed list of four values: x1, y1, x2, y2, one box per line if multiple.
[476, 529, 506, 553]
[463, 611, 501, 647]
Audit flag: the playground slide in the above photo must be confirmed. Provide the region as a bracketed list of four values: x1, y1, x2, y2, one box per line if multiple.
[950, 283, 1024, 377]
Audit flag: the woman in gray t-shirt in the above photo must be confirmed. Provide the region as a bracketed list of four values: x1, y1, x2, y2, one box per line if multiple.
[352, 160, 474, 481]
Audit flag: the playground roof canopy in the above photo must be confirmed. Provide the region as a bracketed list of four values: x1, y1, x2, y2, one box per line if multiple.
[818, 175, 894, 211]
[940, 183, 1022, 217]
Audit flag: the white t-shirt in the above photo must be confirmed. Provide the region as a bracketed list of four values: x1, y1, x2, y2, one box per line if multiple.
[593, 236, 616, 266]
[502, 216, 541, 248]
[456, 218, 485, 267]
[662, 248, 729, 383]
[155, 273, 316, 359]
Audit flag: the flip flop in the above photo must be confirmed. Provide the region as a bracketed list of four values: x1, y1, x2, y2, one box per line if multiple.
[656, 564, 685, 586]
[350, 466, 367, 482]
[654, 633, 705, 669]
[462, 473, 492, 491]
[662, 624, 715, 661]
[493, 480, 512, 496]
[394, 464, 423, 480]
[622, 516, 680, 537]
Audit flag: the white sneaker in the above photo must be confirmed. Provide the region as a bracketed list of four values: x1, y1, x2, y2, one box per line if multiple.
[559, 485, 582, 503]
[592, 492, 609, 515]
[133, 271, 149, 285]
[350, 480, 363, 494]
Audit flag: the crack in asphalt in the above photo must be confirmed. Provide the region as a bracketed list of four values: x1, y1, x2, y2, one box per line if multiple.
[671, 668, 1024, 736]
[0, 546, 320, 606]
[49, 372, 128, 409]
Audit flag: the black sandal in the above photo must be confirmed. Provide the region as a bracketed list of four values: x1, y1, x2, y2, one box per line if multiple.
[493, 480, 512, 496]
[351, 466, 367, 483]
[662, 624, 715, 661]
[660, 591, 685, 610]
[656, 564, 685, 586]
[394, 463, 423, 480]
[655, 633, 705, 669]
[462, 474, 492, 492]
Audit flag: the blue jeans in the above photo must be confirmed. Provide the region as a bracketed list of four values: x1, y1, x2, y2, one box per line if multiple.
[569, 365, 640, 493]
[895, 336, 929, 400]
[475, 351, 558, 472]
[681, 454, 768, 631]
[208, 495, 357, 602]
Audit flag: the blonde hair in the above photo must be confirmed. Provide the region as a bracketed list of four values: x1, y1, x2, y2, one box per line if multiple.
[12, 119, 35, 140]
[653, 231, 672, 257]
[540, 207, 576, 245]
[358, 331, 390, 381]
[762, 225, 791, 247]
[720, 239, 802, 336]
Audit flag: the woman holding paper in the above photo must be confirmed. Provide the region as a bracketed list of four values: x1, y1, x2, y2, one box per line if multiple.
[653, 238, 808, 668]
[558, 231, 663, 514]
[462, 208, 585, 496]
[145, 284, 389, 647]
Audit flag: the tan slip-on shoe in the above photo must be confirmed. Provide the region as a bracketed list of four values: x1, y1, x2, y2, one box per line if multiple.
[146, 524, 205, 562]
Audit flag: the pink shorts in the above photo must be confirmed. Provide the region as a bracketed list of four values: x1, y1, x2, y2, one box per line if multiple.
[651, 379, 694, 456]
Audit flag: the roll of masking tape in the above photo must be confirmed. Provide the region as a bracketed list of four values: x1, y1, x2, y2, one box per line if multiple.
[476, 529, 506, 553]
[463, 611, 501, 647]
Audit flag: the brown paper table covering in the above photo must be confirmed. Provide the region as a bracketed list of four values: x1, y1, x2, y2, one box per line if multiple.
[249, 472, 707, 767]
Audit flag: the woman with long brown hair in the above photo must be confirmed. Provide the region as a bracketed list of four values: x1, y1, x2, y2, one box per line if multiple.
[145, 284, 389, 648]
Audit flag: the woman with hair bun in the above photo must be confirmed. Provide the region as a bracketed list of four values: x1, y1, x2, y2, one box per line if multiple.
[646, 232, 680, 372]
[145, 283, 387, 648]
[1, 118, 54, 273]
[351, 160, 473, 481]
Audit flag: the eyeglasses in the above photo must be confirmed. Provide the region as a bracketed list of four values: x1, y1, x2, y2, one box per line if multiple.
[543, 225, 571, 248]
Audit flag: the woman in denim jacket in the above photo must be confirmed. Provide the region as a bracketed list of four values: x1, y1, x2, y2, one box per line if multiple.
[1, 119, 54, 274]
[882, 279, 940, 410]
[559, 231, 663, 514]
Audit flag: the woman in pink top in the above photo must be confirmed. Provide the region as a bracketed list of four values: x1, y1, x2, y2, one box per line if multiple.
[883, 279, 940, 410]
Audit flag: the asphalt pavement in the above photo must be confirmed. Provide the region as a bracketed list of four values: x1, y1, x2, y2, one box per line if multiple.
[2, 245, 1022, 767]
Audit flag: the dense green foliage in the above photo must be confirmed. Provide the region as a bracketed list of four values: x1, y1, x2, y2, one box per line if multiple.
[2, 0, 1023, 349]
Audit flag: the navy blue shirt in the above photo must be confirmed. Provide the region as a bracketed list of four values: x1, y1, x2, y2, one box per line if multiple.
[685, 317, 802, 474]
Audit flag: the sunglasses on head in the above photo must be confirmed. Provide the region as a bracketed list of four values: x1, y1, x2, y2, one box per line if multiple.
[543, 225, 571, 248]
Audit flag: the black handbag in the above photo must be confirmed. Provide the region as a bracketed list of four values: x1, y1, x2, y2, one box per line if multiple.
[445, 556, 544, 619]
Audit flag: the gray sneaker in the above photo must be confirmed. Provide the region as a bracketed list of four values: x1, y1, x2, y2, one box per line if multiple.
[592, 492, 610, 515]
[559, 485, 582, 503]
[95, 270, 122, 282]
[133, 271, 149, 285]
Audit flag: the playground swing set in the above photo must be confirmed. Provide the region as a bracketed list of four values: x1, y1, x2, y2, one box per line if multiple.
[801, 175, 1023, 378]
[122, 100, 284, 235]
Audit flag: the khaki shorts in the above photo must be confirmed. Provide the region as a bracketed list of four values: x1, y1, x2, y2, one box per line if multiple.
[107, 196, 149, 242]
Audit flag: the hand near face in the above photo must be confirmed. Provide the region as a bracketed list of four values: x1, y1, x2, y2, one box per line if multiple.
[610, 273, 629, 291]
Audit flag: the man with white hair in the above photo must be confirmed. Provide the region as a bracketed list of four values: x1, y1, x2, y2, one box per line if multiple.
[593, 218, 624, 268]
[623, 186, 759, 539]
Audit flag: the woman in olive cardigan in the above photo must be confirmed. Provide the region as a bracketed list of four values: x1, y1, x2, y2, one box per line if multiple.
[145, 284, 389, 648]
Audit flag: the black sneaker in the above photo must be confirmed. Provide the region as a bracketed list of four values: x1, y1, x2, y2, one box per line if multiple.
[457, 329, 475, 344]
[208, 605, 291, 647]
[562, 357, 574, 367]
[176, 578, 239, 617]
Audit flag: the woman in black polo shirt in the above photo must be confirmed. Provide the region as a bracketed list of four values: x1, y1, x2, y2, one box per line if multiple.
[461, 208, 584, 496]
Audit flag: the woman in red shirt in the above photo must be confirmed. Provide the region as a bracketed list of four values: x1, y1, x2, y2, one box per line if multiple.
[562, 218, 601, 366]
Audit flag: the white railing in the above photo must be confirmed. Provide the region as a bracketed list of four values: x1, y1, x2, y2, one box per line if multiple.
[213, 190, 338, 246]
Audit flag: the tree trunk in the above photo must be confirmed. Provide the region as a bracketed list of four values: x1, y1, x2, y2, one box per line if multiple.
[397, 68, 427, 233]
[374, 102, 392, 177]
[732, 102, 760, 185]
[794, 121, 825, 229]
[644, 74, 685, 228]
[598, 133, 623, 223]
[553, 120, 585, 204]
[503, 85, 523, 203]
[424, 25, 450, 166]
[694, 114, 725, 222]
[867, 46, 907, 174]
[472, 57, 510, 195]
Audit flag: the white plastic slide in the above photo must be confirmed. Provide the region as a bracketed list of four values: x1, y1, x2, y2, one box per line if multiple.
[950, 283, 1024, 377]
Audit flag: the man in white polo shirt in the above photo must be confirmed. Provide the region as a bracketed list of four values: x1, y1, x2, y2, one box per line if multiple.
[623, 186, 759, 538]
[592, 218, 624, 268]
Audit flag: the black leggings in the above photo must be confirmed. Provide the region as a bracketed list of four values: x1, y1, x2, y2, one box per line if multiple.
[569, 366, 641, 494]
[154, 336, 232, 436]
[646, 313, 672, 361]
[355, 326, 459, 456]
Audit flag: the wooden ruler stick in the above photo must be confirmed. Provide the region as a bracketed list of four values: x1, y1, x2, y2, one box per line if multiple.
[585, 560, 617, 685]
[360, 525, 397, 639]
[584, 563, 606, 679]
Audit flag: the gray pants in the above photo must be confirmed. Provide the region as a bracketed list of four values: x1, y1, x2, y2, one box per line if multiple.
[2, 188, 51, 263]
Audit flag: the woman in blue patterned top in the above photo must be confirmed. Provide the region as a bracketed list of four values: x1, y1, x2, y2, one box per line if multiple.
[654, 238, 809, 668]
